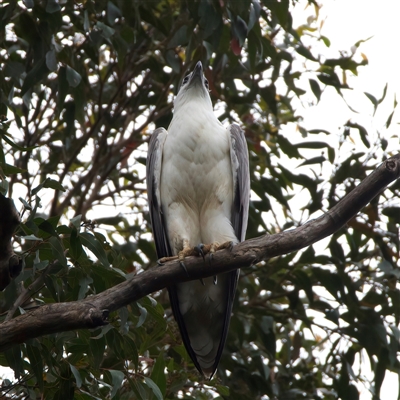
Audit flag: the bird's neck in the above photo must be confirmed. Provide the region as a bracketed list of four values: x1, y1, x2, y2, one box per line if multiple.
[171, 99, 220, 128]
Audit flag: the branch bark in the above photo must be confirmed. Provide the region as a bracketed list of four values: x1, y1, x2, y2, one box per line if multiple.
[0, 194, 22, 291]
[0, 154, 399, 351]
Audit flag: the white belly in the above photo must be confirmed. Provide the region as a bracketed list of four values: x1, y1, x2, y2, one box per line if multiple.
[160, 118, 237, 253]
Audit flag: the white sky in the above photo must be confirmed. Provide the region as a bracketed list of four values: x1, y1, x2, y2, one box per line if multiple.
[291, 1, 400, 398]
[294, 0, 400, 133]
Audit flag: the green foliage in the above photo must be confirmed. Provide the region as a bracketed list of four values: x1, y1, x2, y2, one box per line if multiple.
[0, 0, 399, 399]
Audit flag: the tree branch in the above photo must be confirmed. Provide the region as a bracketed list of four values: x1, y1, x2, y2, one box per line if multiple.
[0, 195, 22, 291]
[0, 154, 399, 351]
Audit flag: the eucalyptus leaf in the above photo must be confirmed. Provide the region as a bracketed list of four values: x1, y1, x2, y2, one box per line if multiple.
[66, 66, 82, 88]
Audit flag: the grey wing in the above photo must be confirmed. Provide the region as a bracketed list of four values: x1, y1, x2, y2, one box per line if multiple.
[203, 124, 249, 378]
[146, 129, 202, 372]
[229, 124, 250, 242]
[146, 128, 172, 258]
[146, 128, 206, 374]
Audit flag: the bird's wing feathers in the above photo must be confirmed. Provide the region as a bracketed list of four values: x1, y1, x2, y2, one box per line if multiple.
[229, 124, 250, 243]
[208, 269, 239, 378]
[146, 128, 172, 258]
[146, 128, 201, 370]
[167, 287, 206, 373]
[146, 128, 206, 372]
[201, 123, 250, 376]
[147, 127, 214, 376]
[188, 124, 249, 378]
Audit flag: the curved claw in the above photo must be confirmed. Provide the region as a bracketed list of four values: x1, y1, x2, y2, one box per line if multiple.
[157, 259, 165, 266]
[195, 244, 206, 284]
[226, 241, 235, 252]
[180, 261, 190, 277]
[207, 253, 217, 284]
[194, 243, 205, 261]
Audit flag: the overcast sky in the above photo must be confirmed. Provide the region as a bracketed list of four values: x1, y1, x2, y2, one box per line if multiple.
[293, 0, 400, 136]
[292, 1, 399, 398]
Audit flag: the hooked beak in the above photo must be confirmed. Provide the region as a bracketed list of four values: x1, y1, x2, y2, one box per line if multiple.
[188, 61, 204, 86]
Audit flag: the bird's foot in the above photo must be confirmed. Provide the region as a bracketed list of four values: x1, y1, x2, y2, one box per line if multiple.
[201, 241, 234, 262]
[178, 245, 196, 260]
[208, 241, 234, 284]
[159, 241, 233, 283]
[157, 251, 191, 277]
[193, 244, 207, 285]
[194, 243, 206, 262]
[179, 261, 189, 276]
[190, 241, 233, 285]
[198, 241, 218, 260]
[157, 255, 178, 265]
[217, 240, 235, 252]
[177, 245, 197, 277]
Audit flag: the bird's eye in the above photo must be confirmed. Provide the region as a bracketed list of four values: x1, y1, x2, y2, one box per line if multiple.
[204, 79, 209, 90]
[182, 75, 190, 85]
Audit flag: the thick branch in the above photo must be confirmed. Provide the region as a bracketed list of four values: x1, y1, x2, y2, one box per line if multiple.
[0, 154, 399, 351]
[0, 195, 22, 291]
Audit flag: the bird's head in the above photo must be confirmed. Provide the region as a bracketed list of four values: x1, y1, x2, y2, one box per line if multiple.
[174, 61, 212, 111]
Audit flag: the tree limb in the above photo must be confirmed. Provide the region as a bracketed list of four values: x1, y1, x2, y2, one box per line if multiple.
[0, 194, 22, 291]
[0, 154, 399, 351]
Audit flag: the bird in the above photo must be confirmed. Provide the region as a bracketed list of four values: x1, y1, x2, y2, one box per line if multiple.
[146, 61, 250, 379]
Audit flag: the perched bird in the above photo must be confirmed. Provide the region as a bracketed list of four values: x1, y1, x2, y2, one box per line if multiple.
[146, 61, 250, 378]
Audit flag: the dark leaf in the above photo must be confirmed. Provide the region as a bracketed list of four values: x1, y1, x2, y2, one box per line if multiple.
[39, 220, 58, 236]
[382, 207, 400, 223]
[46, 49, 58, 72]
[49, 236, 68, 267]
[4, 345, 22, 379]
[151, 355, 166, 397]
[318, 71, 341, 88]
[1, 163, 26, 175]
[26, 343, 44, 390]
[144, 377, 163, 400]
[277, 134, 301, 158]
[107, 1, 122, 26]
[66, 65, 82, 88]
[46, 0, 61, 13]
[69, 364, 82, 388]
[79, 232, 110, 267]
[346, 121, 370, 148]
[110, 369, 124, 398]
[248, 1, 261, 31]
[21, 59, 48, 96]
[296, 44, 317, 61]
[23, 0, 34, 7]
[299, 155, 326, 166]
[136, 303, 148, 328]
[90, 331, 106, 369]
[320, 35, 331, 47]
[232, 16, 248, 47]
[309, 78, 321, 101]
[70, 228, 83, 260]
[96, 21, 115, 39]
